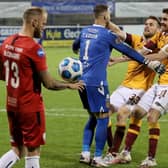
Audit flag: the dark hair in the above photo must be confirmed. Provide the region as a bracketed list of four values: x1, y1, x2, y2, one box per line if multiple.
[23, 7, 47, 23]
[162, 8, 168, 14]
[146, 15, 161, 27]
[93, 4, 108, 18]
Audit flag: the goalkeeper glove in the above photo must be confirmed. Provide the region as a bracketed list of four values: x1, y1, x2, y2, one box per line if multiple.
[144, 59, 166, 75]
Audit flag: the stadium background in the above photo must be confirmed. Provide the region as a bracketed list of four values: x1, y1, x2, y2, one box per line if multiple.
[0, 0, 167, 47]
[0, 1, 168, 168]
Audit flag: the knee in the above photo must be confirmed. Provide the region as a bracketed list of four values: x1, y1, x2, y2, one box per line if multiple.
[147, 108, 160, 123]
[131, 105, 146, 119]
[147, 116, 156, 124]
[26, 146, 40, 156]
[116, 107, 129, 124]
[118, 106, 129, 118]
[117, 112, 124, 122]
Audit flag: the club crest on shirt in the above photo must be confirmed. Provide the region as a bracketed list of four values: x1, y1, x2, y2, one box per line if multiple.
[37, 48, 45, 57]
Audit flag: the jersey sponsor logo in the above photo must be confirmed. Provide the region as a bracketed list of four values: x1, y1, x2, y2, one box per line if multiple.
[37, 48, 45, 57]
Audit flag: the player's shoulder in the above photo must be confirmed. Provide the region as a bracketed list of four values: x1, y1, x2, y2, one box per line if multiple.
[153, 31, 162, 39]
[131, 33, 141, 39]
[130, 34, 142, 42]
[21, 35, 42, 51]
[27, 40, 44, 57]
[16, 35, 44, 56]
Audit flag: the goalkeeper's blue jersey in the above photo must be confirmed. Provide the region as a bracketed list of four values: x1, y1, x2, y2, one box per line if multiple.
[73, 24, 146, 86]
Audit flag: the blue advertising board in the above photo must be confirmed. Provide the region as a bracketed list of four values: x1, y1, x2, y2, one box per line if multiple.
[31, 0, 115, 14]
[0, 26, 20, 45]
[0, 26, 83, 47]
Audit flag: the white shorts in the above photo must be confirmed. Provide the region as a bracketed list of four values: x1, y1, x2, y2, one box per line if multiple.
[110, 86, 145, 112]
[138, 84, 168, 115]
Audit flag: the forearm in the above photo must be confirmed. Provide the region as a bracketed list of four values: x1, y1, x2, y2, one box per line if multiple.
[117, 55, 131, 62]
[108, 22, 126, 41]
[39, 70, 84, 91]
[44, 79, 70, 90]
[144, 53, 163, 61]
[144, 45, 168, 61]
[39, 70, 69, 90]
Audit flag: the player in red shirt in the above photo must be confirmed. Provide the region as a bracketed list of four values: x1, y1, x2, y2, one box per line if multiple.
[0, 7, 83, 168]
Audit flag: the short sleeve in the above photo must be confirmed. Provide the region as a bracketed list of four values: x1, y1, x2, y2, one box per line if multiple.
[29, 44, 48, 72]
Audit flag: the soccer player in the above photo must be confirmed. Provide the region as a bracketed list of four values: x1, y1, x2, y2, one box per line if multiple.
[103, 16, 161, 165]
[112, 8, 168, 168]
[0, 7, 84, 168]
[72, 4, 165, 167]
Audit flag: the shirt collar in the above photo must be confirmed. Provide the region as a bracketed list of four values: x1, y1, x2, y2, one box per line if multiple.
[93, 24, 105, 28]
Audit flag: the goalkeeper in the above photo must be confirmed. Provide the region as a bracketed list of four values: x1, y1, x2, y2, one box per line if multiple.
[72, 4, 165, 168]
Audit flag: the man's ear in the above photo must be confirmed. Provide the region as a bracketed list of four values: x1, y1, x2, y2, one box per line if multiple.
[32, 19, 38, 28]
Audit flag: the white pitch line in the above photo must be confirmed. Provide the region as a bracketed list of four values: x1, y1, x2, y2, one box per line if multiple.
[0, 108, 85, 112]
[0, 108, 168, 122]
[46, 112, 88, 118]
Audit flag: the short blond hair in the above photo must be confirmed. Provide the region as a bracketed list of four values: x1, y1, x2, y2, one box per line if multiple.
[23, 7, 47, 23]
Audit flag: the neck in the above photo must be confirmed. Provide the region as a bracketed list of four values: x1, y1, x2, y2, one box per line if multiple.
[20, 24, 33, 37]
[94, 19, 106, 27]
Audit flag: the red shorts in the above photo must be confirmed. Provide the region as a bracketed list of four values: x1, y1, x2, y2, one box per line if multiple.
[7, 111, 46, 148]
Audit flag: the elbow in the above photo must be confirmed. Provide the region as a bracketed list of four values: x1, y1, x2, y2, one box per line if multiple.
[42, 80, 53, 90]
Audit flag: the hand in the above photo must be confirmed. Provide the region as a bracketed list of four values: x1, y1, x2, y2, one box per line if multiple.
[146, 60, 166, 75]
[108, 57, 117, 66]
[67, 80, 84, 91]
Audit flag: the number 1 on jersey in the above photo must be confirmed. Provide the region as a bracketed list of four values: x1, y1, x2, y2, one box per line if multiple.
[83, 40, 90, 61]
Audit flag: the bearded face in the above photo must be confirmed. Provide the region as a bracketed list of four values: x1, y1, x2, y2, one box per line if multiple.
[33, 26, 42, 38]
[33, 14, 47, 38]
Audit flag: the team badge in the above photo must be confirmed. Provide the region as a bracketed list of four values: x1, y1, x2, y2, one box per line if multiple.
[37, 48, 45, 57]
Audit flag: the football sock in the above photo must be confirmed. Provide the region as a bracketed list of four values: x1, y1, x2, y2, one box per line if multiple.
[94, 117, 109, 157]
[148, 122, 160, 158]
[110, 125, 126, 154]
[25, 156, 40, 168]
[107, 118, 113, 150]
[82, 116, 97, 151]
[0, 149, 19, 168]
[125, 117, 142, 151]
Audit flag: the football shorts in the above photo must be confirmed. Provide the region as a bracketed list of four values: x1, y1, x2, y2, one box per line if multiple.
[110, 86, 145, 112]
[138, 84, 168, 115]
[7, 110, 46, 148]
[79, 85, 109, 113]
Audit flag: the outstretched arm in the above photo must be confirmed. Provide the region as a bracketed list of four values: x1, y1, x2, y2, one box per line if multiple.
[144, 44, 168, 61]
[110, 33, 165, 75]
[108, 55, 131, 66]
[39, 70, 84, 91]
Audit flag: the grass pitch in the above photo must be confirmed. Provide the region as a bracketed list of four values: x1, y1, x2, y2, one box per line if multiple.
[0, 47, 168, 168]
